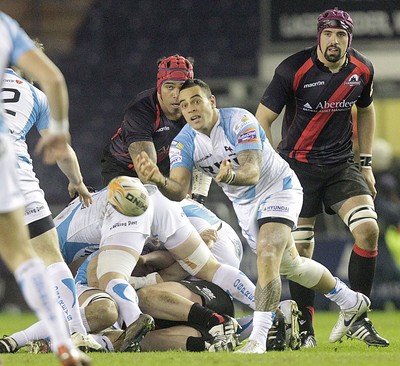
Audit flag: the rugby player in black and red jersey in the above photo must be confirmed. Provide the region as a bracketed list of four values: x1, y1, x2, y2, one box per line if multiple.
[255, 8, 389, 348]
[101, 55, 194, 185]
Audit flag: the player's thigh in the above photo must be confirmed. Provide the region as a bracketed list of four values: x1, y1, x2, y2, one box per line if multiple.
[31, 227, 63, 264]
[140, 325, 200, 351]
[325, 162, 372, 212]
[140, 281, 202, 303]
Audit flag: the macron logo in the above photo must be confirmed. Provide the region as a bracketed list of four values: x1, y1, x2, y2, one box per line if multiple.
[304, 81, 325, 88]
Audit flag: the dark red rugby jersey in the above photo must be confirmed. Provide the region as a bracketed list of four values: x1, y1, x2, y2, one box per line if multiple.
[109, 87, 186, 175]
[260, 46, 374, 164]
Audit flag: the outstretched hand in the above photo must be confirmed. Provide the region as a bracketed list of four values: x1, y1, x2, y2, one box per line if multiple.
[216, 159, 234, 184]
[134, 151, 164, 186]
[68, 182, 93, 207]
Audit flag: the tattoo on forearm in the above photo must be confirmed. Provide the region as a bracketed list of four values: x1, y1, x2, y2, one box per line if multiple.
[237, 150, 262, 167]
[255, 276, 281, 311]
[129, 141, 157, 163]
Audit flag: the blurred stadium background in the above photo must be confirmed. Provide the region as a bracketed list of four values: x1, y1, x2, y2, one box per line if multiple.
[1, 0, 400, 313]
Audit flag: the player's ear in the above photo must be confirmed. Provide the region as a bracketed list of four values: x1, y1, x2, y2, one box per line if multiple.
[210, 94, 217, 107]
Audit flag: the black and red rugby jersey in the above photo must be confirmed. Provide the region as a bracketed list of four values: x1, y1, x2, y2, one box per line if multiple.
[260, 46, 374, 165]
[108, 87, 186, 175]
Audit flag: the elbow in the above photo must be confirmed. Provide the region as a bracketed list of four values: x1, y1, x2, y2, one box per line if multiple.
[249, 177, 260, 186]
[246, 170, 260, 186]
[173, 191, 187, 202]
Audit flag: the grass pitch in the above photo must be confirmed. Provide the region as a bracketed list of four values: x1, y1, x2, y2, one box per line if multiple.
[0, 310, 398, 366]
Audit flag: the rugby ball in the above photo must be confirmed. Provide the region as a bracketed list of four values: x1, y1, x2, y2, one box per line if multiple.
[107, 176, 149, 216]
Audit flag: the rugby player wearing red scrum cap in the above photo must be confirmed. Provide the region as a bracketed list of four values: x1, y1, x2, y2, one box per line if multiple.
[101, 55, 194, 185]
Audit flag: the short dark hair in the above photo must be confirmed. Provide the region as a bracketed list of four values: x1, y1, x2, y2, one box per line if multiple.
[180, 78, 212, 97]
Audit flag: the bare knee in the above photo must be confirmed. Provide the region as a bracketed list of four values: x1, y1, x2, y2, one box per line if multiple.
[352, 221, 379, 249]
[85, 299, 119, 333]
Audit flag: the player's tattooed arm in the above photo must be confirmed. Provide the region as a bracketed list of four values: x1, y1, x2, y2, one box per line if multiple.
[216, 149, 261, 186]
[129, 141, 157, 165]
[235, 149, 262, 185]
[255, 276, 281, 312]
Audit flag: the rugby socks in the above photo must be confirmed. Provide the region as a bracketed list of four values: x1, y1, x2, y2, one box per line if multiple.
[289, 281, 315, 334]
[79, 307, 91, 333]
[187, 303, 225, 329]
[212, 264, 256, 310]
[325, 277, 358, 309]
[8, 321, 48, 349]
[105, 278, 141, 327]
[47, 262, 87, 335]
[90, 334, 114, 352]
[348, 245, 377, 319]
[14, 258, 72, 351]
[186, 336, 208, 352]
[348, 245, 377, 293]
[248, 311, 273, 346]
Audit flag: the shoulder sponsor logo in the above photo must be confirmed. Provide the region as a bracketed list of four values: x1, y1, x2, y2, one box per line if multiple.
[237, 128, 258, 144]
[233, 114, 253, 133]
[303, 80, 325, 88]
[174, 142, 185, 150]
[344, 74, 361, 86]
[170, 155, 182, 164]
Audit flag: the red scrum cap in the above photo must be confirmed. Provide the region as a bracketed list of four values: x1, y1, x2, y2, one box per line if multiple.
[156, 54, 194, 94]
[317, 8, 353, 50]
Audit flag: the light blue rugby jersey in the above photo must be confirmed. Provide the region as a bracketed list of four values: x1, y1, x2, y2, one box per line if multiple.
[2, 68, 50, 165]
[180, 198, 220, 233]
[0, 12, 35, 133]
[170, 107, 293, 205]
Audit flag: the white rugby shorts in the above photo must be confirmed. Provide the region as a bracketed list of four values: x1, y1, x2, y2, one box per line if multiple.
[0, 135, 25, 213]
[233, 176, 303, 252]
[16, 160, 51, 225]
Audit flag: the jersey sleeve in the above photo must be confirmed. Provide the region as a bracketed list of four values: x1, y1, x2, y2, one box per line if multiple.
[259, 60, 294, 114]
[231, 111, 263, 154]
[122, 98, 157, 146]
[356, 63, 374, 108]
[34, 87, 50, 131]
[181, 200, 220, 233]
[0, 13, 35, 65]
[169, 125, 195, 171]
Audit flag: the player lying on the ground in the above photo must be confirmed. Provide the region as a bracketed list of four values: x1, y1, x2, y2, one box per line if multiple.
[1, 247, 240, 353]
[2, 176, 256, 353]
[0, 246, 300, 353]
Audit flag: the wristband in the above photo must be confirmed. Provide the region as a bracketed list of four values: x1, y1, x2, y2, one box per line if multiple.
[192, 169, 212, 197]
[225, 170, 236, 184]
[48, 118, 70, 135]
[360, 154, 372, 168]
[192, 194, 206, 205]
